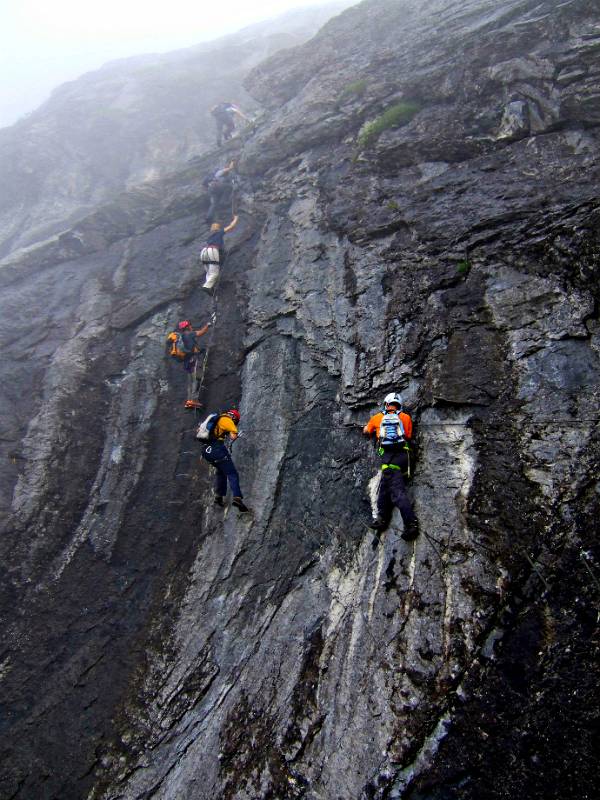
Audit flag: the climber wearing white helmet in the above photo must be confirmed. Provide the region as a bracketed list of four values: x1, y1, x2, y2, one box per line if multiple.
[363, 392, 419, 543]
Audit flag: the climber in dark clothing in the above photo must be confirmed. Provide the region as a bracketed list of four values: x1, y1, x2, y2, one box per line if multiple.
[363, 393, 419, 543]
[204, 160, 236, 224]
[210, 103, 251, 146]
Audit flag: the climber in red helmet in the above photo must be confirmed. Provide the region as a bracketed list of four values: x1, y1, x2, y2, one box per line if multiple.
[166, 316, 215, 371]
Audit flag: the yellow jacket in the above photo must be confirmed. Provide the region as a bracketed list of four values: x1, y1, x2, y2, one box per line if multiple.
[214, 415, 238, 440]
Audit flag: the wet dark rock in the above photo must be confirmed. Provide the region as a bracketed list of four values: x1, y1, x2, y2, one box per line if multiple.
[0, 1, 599, 799]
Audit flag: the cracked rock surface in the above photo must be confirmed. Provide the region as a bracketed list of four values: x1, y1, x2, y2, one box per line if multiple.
[0, 1, 599, 798]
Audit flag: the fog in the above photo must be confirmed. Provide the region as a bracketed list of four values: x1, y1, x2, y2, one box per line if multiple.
[0, 0, 333, 128]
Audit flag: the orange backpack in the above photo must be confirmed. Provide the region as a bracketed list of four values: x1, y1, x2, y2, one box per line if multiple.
[167, 331, 187, 360]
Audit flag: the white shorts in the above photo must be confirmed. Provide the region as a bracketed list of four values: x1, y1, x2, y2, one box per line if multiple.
[200, 246, 220, 264]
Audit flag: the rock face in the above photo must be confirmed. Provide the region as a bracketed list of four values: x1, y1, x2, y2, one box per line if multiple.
[1, 1, 599, 799]
[0, 2, 351, 259]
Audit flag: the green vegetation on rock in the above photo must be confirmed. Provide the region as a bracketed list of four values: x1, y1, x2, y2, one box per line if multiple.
[357, 101, 421, 148]
[339, 79, 368, 103]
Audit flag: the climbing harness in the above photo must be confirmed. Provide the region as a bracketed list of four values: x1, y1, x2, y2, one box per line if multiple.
[199, 247, 221, 293]
[381, 459, 411, 478]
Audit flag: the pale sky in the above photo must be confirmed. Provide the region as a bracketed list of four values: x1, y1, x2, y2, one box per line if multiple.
[0, 0, 334, 128]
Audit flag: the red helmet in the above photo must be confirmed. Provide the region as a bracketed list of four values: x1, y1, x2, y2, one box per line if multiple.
[178, 320, 191, 330]
[228, 409, 240, 423]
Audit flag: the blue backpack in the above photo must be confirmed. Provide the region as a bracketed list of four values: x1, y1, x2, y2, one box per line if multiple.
[379, 412, 405, 447]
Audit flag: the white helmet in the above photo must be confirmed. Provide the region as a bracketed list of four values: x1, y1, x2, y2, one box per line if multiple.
[384, 392, 403, 409]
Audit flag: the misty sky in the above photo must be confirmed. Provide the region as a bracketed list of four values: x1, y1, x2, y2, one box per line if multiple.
[0, 0, 331, 129]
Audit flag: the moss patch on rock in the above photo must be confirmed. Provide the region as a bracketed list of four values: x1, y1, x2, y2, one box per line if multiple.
[357, 100, 421, 148]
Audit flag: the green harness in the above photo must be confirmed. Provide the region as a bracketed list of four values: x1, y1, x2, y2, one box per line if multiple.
[379, 443, 411, 478]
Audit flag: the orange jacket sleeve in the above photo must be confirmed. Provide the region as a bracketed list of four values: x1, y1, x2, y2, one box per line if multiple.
[364, 412, 383, 435]
[400, 412, 412, 439]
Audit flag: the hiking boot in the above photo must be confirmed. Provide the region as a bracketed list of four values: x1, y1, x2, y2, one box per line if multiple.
[232, 497, 251, 513]
[213, 495, 224, 508]
[401, 521, 420, 542]
[368, 516, 388, 533]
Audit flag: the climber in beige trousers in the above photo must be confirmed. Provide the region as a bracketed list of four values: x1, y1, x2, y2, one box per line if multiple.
[200, 215, 238, 293]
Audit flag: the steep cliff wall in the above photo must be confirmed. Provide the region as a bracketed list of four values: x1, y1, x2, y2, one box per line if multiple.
[0, 1, 599, 799]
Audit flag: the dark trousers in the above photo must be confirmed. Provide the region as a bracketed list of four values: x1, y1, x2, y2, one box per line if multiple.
[183, 353, 197, 372]
[202, 442, 242, 498]
[206, 184, 228, 223]
[377, 467, 416, 527]
[216, 118, 234, 146]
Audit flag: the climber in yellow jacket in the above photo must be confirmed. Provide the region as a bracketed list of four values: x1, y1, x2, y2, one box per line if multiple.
[198, 409, 250, 512]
